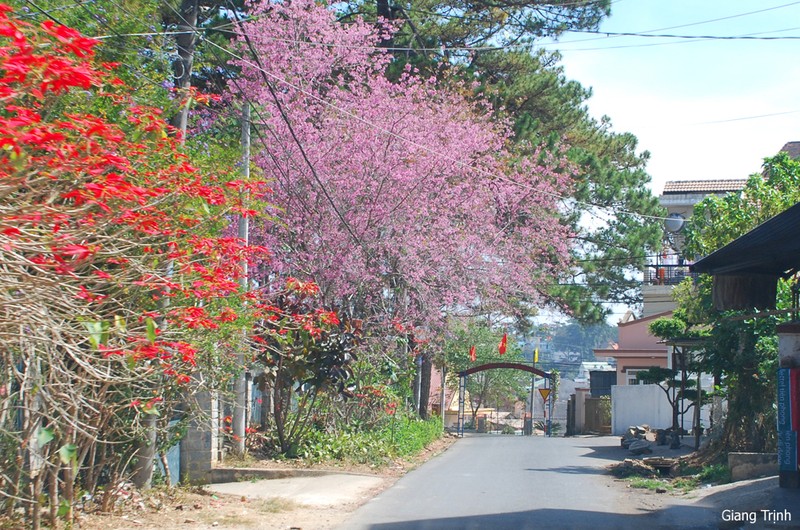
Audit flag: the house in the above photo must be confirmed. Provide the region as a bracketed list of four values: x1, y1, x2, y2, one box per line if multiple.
[581, 179, 748, 436]
[594, 310, 670, 387]
[644, 178, 747, 316]
[604, 177, 749, 374]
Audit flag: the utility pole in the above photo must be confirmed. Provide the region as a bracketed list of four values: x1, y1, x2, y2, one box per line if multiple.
[133, 3, 198, 482]
[528, 336, 539, 436]
[231, 103, 251, 456]
[170, 0, 199, 137]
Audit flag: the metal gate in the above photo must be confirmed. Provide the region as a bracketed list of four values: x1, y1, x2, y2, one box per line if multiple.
[584, 397, 612, 434]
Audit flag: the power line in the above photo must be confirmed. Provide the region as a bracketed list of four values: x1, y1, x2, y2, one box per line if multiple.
[19, 0, 91, 20]
[692, 108, 800, 125]
[564, 28, 800, 41]
[548, 0, 800, 45]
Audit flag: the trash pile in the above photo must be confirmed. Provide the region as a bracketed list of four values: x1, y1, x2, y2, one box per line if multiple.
[609, 458, 658, 478]
[609, 456, 679, 478]
[620, 425, 653, 455]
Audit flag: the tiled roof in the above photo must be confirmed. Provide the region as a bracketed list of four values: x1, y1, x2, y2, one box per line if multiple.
[662, 179, 747, 194]
[780, 141, 800, 159]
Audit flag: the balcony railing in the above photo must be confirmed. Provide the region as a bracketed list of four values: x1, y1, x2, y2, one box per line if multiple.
[644, 264, 698, 286]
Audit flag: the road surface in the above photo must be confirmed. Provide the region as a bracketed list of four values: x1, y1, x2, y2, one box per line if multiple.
[338, 434, 724, 529]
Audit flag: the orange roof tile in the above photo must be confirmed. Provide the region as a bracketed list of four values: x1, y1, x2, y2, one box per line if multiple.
[662, 179, 747, 194]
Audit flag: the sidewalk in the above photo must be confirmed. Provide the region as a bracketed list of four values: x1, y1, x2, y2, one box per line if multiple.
[207, 472, 388, 507]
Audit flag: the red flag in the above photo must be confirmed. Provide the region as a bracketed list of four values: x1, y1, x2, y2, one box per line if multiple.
[498, 333, 507, 355]
[469, 345, 477, 362]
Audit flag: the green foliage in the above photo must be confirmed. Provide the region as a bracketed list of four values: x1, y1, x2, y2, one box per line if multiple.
[598, 395, 611, 420]
[296, 417, 443, 466]
[628, 477, 669, 491]
[12, 0, 175, 100]
[534, 420, 562, 435]
[550, 369, 560, 403]
[342, 0, 609, 61]
[635, 367, 678, 387]
[629, 463, 731, 493]
[535, 320, 617, 376]
[696, 463, 730, 484]
[685, 153, 800, 259]
[648, 317, 687, 341]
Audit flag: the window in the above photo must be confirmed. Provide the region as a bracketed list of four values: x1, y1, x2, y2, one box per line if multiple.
[626, 369, 644, 386]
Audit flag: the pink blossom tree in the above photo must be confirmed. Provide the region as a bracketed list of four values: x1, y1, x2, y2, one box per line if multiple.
[235, 0, 573, 349]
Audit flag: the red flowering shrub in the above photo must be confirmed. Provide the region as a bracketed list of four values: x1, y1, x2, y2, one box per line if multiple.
[251, 277, 359, 455]
[0, 5, 268, 524]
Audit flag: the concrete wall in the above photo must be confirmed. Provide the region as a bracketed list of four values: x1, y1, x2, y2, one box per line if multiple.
[612, 384, 673, 435]
[728, 453, 778, 481]
[611, 384, 714, 436]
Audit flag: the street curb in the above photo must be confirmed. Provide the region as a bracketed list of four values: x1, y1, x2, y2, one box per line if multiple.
[209, 467, 379, 483]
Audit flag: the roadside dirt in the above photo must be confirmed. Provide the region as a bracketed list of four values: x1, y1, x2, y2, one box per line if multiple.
[72, 434, 459, 530]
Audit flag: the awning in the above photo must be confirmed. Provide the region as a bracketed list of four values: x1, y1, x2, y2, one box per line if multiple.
[691, 201, 800, 277]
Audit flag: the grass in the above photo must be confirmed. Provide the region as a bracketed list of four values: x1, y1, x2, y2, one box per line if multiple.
[629, 477, 669, 491]
[626, 463, 730, 494]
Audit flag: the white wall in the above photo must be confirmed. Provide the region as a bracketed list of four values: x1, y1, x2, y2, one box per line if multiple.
[611, 384, 714, 436]
[611, 384, 673, 435]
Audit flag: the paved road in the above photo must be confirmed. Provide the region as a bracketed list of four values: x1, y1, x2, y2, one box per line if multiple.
[338, 434, 723, 530]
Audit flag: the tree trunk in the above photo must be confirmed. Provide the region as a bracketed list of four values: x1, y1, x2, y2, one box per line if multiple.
[418, 352, 432, 420]
[159, 451, 172, 487]
[375, 0, 394, 48]
[259, 384, 271, 430]
[132, 414, 157, 490]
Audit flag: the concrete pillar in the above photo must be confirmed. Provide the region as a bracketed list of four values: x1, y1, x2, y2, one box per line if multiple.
[575, 388, 589, 434]
[776, 323, 800, 489]
[180, 390, 218, 485]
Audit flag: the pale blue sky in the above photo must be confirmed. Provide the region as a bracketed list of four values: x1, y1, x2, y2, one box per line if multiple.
[538, 0, 800, 194]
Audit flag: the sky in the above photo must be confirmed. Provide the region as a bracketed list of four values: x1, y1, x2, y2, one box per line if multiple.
[537, 0, 800, 195]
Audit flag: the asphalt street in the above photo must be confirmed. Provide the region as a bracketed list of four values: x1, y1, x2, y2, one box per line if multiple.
[336, 434, 736, 530]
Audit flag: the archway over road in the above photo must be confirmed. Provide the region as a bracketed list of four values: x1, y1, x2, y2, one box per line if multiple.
[456, 362, 552, 437]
